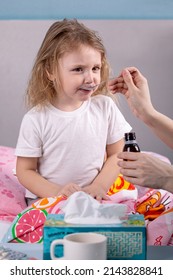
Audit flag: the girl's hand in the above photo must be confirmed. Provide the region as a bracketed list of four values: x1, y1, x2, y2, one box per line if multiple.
[83, 183, 110, 202]
[57, 183, 82, 198]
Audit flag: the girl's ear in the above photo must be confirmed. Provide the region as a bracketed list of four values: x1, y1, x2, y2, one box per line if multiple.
[46, 70, 54, 81]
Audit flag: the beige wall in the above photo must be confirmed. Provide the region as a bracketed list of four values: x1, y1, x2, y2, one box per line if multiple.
[0, 20, 173, 162]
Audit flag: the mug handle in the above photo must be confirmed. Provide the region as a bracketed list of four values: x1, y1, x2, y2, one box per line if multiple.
[50, 239, 65, 260]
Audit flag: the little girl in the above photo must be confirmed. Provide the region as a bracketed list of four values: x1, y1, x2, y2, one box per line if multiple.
[15, 19, 132, 202]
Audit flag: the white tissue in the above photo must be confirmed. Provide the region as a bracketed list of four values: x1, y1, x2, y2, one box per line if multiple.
[60, 191, 127, 224]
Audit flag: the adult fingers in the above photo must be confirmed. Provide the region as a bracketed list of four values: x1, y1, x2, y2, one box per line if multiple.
[122, 69, 137, 90]
[117, 152, 140, 161]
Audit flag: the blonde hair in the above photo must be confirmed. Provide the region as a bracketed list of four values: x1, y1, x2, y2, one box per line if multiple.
[26, 19, 112, 108]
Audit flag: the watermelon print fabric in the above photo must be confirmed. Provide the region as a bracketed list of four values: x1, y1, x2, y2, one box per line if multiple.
[12, 208, 47, 243]
[3, 195, 66, 243]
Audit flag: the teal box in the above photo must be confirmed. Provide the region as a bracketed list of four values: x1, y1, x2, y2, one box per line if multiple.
[43, 214, 146, 260]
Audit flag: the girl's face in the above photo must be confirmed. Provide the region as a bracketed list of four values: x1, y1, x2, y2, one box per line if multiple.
[52, 45, 102, 111]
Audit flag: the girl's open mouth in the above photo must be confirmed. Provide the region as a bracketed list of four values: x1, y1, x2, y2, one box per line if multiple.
[79, 81, 105, 91]
[79, 85, 98, 91]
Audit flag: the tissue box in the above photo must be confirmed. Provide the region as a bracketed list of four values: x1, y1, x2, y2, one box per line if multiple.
[43, 214, 146, 260]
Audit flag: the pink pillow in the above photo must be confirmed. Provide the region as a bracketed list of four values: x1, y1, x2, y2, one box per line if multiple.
[0, 146, 27, 222]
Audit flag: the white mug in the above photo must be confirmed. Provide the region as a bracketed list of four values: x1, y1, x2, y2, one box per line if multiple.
[50, 232, 107, 260]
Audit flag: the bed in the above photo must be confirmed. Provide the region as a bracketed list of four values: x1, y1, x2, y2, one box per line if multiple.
[0, 145, 173, 246]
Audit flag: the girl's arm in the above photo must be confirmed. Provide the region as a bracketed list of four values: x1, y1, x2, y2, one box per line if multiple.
[16, 157, 81, 198]
[16, 157, 62, 198]
[83, 139, 124, 201]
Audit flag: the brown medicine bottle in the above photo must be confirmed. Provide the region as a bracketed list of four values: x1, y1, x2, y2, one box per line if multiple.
[123, 132, 140, 153]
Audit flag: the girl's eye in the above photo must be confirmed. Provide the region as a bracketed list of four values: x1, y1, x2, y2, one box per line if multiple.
[73, 67, 83, 72]
[93, 66, 101, 72]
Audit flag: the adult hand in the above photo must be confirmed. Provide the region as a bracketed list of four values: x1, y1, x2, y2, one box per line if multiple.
[117, 151, 173, 190]
[108, 67, 154, 122]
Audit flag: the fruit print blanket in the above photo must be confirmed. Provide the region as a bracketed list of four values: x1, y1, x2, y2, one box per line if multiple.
[2, 174, 173, 246]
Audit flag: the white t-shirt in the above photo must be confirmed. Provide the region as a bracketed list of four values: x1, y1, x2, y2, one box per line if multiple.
[15, 95, 132, 197]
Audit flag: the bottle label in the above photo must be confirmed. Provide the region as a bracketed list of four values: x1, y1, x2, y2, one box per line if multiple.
[124, 140, 136, 144]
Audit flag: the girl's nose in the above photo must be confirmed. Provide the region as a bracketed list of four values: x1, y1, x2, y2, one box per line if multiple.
[83, 70, 94, 83]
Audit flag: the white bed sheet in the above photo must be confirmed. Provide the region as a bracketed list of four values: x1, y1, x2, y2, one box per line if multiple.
[0, 220, 11, 242]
